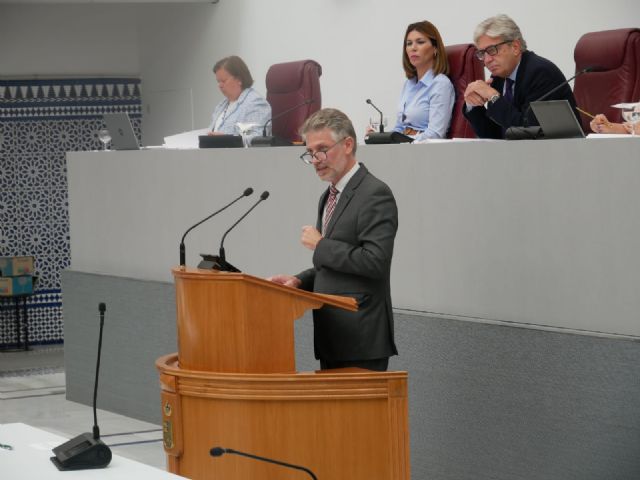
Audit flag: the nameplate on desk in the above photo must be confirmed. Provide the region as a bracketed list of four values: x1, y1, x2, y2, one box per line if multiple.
[198, 135, 243, 148]
[364, 132, 413, 144]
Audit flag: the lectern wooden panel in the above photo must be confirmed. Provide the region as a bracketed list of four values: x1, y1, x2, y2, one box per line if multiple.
[158, 354, 410, 480]
[160, 267, 410, 479]
[173, 267, 356, 373]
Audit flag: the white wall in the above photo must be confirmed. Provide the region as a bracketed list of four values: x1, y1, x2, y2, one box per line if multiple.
[0, 5, 140, 77]
[1, 1, 637, 143]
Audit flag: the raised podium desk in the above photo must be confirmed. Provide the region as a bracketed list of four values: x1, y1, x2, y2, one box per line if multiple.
[157, 267, 410, 480]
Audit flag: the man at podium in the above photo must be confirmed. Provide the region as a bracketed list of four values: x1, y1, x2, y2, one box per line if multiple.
[269, 108, 399, 371]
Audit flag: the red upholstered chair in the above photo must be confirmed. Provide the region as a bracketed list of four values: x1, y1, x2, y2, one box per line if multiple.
[265, 59, 322, 143]
[445, 43, 485, 138]
[573, 28, 640, 131]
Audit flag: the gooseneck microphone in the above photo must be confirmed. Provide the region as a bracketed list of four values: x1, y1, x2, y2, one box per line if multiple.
[506, 66, 601, 139]
[210, 446, 318, 480]
[532, 66, 600, 105]
[263, 99, 314, 136]
[252, 99, 315, 147]
[366, 98, 385, 132]
[179, 187, 253, 266]
[92, 302, 106, 440]
[216, 191, 270, 272]
[523, 66, 601, 127]
[50, 303, 112, 471]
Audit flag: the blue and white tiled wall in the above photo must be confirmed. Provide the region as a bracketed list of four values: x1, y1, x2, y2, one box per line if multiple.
[0, 78, 141, 347]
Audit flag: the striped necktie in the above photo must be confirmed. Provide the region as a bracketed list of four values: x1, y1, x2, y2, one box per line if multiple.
[323, 185, 339, 235]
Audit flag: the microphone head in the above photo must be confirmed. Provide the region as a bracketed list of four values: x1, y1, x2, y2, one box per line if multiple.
[260, 191, 270, 200]
[582, 65, 605, 73]
[366, 98, 372, 104]
[243, 187, 254, 196]
[210, 447, 226, 457]
[98, 302, 106, 313]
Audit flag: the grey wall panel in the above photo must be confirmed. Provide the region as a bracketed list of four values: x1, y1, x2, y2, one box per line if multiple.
[392, 313, 640, 479]
[67, 140, 640, 337]
[63, 271, 640, 479]
[62, 270, 176, 424]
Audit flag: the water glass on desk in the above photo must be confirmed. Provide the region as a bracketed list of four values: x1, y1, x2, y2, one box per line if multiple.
[236, 122, 258, 148]
[621, 105, 640, 136]
[369, 116, 388, 133]
[98, 129, 111, 150]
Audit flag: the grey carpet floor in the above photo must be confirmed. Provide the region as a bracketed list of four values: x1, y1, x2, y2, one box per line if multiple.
[0, 345, 64, 377]
[0, 346, 66, 400]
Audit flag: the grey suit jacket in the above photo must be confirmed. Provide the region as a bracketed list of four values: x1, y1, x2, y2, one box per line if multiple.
[297, 164, 399, 362]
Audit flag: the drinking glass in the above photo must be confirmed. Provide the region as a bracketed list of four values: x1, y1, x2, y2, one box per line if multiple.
[369, 116, 388, 133]
[98, 129, 111, 150]
[621, 105, 640, 136]
[235, 122, 259, 148]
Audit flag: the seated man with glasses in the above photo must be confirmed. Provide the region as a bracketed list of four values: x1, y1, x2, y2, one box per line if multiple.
[268, 108, 399, 372]
[462, 14, 579, 138]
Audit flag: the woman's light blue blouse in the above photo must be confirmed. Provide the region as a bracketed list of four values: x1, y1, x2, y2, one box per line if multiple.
[393, 69, 455, 140]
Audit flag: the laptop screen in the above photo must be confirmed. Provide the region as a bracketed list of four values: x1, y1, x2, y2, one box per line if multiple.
[530, 100, 585, 139]
[103, 113, 140, 150]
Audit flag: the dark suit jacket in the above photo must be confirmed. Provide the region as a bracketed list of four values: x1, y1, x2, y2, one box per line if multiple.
[463, 50, 580, 139]
[296, 163, 399, 362]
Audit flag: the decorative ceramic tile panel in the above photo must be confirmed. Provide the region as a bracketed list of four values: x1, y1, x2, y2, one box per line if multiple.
[0, 78, 141, 347]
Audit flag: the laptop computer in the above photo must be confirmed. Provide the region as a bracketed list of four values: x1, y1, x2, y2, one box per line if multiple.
[103, 112, 141, 150]
[530, 100, 585, 139]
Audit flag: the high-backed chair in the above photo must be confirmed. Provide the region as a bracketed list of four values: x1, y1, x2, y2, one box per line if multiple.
[573, 28, 640, 131]
[445, 43, 485, 138]
[265, 59, 322, 143]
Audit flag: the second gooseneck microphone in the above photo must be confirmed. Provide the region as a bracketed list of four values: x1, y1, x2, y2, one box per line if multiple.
[179, 187, 253, 266]
[522, 66, 599, 128]
[505, 66, 601, 139]
[217, 191, 270, 271]
[210, 446, 317, 480]
[252, 99, 315, 146]
[366, 98, 385, 133]
[262, 99, 314, 137]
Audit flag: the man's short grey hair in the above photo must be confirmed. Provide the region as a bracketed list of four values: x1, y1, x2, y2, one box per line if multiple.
[300, 108, 358, 154]
[473, 14, 527, 51]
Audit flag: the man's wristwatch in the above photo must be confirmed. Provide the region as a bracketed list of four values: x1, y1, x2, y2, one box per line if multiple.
[488, 93, 501, 104]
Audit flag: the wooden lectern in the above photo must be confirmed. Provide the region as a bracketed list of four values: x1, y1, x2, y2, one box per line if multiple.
[157, 267, 410, 479]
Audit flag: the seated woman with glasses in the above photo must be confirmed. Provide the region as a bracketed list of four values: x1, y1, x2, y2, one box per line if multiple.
[207, 55, 271, 138]
[382, 20, 455, 141]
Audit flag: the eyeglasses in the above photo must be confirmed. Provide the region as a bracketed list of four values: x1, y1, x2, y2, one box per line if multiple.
[299, 137, 346, 165]
[474, 40, 511, 61]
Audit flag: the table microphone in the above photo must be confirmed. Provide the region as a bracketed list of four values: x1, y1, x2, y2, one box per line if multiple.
[506, 66, 602, 139]
[252, 99, 315, 147]
[198, 191, 270, 272]
[50, 303, 112, 471]
[210, 446, 318, 479]
[532, 66, 602, 106]
[179, 187, 253, 266]
[366, 98, 385, 132]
